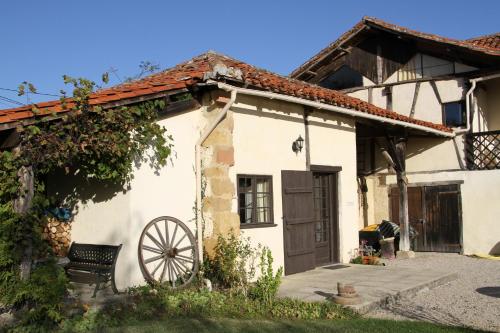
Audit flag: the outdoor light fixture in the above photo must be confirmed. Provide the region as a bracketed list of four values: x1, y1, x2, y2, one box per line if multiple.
[292, 135, 304, 153]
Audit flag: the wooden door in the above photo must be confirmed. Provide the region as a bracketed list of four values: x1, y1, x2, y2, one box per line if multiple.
[390, 184, 461, 252]
[282, 171, 315, 275]
[313, 173, 339, 266]
[390, 186, 425, 251]
[424, 185, 461, 252]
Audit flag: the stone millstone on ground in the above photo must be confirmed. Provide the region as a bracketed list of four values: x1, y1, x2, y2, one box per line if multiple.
[331, 282, 362, 305]
[366, 253, 500, 333]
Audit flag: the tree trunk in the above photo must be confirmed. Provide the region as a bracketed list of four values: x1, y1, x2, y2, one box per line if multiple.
[13, 165, 34, 280]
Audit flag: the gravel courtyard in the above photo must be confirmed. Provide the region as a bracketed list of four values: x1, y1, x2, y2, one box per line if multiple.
[366, 253, 500, 332]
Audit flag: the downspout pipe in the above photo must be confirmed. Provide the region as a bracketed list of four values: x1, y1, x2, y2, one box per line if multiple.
[455, 79, 476, 135]
[195, 89, 237, 264]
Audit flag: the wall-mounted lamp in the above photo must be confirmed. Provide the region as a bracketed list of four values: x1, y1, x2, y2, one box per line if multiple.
[292, 135, 304, 154]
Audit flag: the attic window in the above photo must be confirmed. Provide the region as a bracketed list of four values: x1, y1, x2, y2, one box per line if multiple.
[443, 101, 466, 127]
[319, 65, 363, 90]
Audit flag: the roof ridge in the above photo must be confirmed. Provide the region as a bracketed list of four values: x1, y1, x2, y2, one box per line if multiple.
[0, 51, 452, 135]
[466, 32, 500, 42]
[291, 16, 500, 78]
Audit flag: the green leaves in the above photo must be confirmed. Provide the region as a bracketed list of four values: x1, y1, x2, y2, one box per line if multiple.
[2, 71, 174, 330]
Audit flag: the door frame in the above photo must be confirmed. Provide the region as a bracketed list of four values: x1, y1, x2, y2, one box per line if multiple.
[311, 165, 341, 265]
[388, 180, 464, 253]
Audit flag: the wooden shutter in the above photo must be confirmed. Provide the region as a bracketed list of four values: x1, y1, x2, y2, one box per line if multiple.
[281, 170, 315, 275]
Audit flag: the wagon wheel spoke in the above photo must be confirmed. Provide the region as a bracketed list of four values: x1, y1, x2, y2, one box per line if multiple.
[176, 245, 194, 253]
[176, 253, 195, 263]
[151, 259, 165, 277]
[171, 259, 188, 283]
[145, 254, 164, 264]
[173, 257, 191, 274]
[164, 219, 170, 249]
[142, 245, 163, 255]
[173, 234, 187, 249]
[146, 232, 164, 251]
[159, 258, 169, 282]
[171, 260, 186, 284]
[170, 223, 179, 248]
[168, 260, 176, 287]
[154, 222, 167, 248]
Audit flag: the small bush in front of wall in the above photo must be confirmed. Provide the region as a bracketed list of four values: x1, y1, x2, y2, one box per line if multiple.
[202, 233, 257, 294]
[3, 260, 69, 332]
[249, 246, 283, 304]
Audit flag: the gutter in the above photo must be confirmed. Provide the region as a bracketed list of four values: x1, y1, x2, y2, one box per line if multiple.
[212, 81, 454, 138]
[195, 89, 237, 264]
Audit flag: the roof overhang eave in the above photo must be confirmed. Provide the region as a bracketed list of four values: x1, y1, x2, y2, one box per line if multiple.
[209, 81, 454, 138]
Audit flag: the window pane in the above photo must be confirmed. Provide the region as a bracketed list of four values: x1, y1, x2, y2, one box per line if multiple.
[239, 177, 252, 190]
[256, 178, 269, 192]
[256, 207, 270, 223]
[238, 192, 253, 224]
[444, 101, 465, 127]
[256, 193, 270, 209]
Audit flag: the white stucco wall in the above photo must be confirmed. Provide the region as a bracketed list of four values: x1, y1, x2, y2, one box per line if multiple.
[347, 78, 468, 126]
[231, 95, 359, 272]
[307, 112, 358, 262]
[68, 108, 202, 289]
[67, 92, 360, 288]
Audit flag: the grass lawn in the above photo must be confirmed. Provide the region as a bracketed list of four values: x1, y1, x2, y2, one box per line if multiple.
[104, 318, 484, 333]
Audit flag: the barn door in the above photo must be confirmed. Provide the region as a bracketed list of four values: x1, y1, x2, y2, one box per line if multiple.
[390, 186, 425, 251]
[390, 184, 461, 253]
[424, 185, 461, 253]
[282, 171, 315, 275]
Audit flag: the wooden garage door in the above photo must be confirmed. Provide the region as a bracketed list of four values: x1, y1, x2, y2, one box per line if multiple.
[282, 171, 315, 275]
[390, 184, 461, 253]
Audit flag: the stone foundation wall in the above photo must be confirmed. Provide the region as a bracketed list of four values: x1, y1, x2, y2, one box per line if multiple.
[202, 97, 240, 256]
[42, 217, 71, 256]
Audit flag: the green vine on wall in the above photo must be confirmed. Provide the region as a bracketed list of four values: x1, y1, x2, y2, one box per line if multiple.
[0, 73, 174, 329]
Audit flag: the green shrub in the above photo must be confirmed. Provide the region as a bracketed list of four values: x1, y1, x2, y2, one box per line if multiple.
[61, 287, 356, 331]
[249, 246, 283, 304]
[5, 261, 68, 332]
[202, 233, 257, 293]
[0, 204, 69, 332]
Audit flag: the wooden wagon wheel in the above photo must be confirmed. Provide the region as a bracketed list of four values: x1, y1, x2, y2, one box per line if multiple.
[138, 216, 199, 288]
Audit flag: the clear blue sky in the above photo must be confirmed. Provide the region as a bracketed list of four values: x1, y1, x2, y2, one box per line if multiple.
[1, 0, 498, 106]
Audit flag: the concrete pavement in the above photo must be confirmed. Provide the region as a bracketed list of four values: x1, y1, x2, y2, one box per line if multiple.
[277, 263, 457, 314]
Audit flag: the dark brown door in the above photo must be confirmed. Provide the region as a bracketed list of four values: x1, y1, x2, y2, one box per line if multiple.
[390, 184, 461, 253]
[424, 185, 461, 252]
[313, 173, 339, 266]
[390, 186, 425, 251]
[282, 171, 315, 275]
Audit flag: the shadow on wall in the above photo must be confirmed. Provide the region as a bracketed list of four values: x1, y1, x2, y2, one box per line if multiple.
[47, 169, 129, 216]
[489, 242, 500, 255]
[371, 137, 455, 174]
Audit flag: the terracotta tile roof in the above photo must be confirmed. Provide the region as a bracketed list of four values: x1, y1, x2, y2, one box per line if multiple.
[291, 16, 500, 78]
[0, 51, 451, 134]
[466, 33, 500, 50]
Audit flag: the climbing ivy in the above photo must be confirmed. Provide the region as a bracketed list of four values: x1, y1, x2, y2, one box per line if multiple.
[0, 73, 174, 330]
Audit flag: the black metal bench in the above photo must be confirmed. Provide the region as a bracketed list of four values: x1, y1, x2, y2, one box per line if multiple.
[65, 242, 122, 297]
